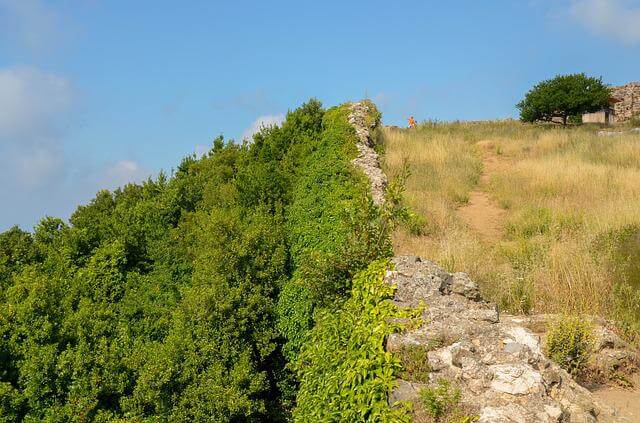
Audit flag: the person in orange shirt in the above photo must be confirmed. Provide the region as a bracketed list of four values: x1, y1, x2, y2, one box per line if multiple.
[408, 116, 416, 128]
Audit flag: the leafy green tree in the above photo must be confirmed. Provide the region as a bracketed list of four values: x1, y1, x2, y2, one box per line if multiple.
[517, 73, 611, 125]
[0, 98, 397, 421]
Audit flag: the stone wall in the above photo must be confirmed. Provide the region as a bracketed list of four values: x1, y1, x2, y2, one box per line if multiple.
[612, 82, 640, 123]
[348, 102, 387, 205]
[583, 110, 611, 124]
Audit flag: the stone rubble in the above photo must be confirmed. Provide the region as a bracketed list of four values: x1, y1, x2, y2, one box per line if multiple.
[597, 129, 640, 137]
[386, 256, 632, 422]
[348, 101, 387, 205]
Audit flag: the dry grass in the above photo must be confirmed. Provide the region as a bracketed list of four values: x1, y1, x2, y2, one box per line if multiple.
[383, 121, 640, 335]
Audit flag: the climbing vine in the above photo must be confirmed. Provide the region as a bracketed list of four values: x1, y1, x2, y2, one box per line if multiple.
[292, 259, 420, 422]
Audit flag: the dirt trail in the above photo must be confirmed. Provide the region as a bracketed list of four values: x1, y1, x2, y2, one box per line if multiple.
[456, 142, 506, 240]
[592, 376, 640, 422]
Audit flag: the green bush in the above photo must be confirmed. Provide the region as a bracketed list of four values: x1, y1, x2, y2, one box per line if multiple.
[506, 206, 553, 239]
[611, 283, 640, 345]
[278, 102, 393, 362]
[545, 316, 593, 375]
[596, 223, 640, 289]
[292, 260, 416, 422]
[499, 276, 533, 315]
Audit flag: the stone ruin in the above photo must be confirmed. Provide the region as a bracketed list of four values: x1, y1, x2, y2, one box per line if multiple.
[612, 82, 640, 123]
[348, 101, 387, 206]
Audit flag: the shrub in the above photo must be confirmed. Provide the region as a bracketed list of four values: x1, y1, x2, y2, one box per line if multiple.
[278, 102, 392, 362]
[596, 223, 640, 289]
[545, 315, 593, 375]
[0, 99, 395, 421]
[594, 224, 640, 343]
[506, 206, 553, 239]
[499, 276, 533, 315]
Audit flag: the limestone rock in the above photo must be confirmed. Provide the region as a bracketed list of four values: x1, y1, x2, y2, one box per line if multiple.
[386, 256, 625, 422]
[439, 272, 482, 301]
[489, 364, 543, 395]
[506, 314, 639, 381]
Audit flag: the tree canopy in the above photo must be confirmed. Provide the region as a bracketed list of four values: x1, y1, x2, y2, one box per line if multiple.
[0, 100, 407, 422]
[517, 73, 611, 125]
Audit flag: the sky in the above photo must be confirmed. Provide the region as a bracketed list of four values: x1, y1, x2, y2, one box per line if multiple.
[1, 0, 640, 231]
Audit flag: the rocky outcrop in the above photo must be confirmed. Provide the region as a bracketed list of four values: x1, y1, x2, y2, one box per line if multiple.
[348, 102, 387, 205]
[508, 314, 638, 385]
[386, 256, 629, 422]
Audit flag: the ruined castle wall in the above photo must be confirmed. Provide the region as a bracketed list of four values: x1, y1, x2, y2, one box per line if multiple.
[612, 82, 640, 123]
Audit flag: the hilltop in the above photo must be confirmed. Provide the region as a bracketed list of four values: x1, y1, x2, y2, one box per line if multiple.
[1, 100, 639, 422]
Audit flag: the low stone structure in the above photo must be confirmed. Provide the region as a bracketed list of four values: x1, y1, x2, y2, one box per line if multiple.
[582, 83, 640, 124]
[583, 110, 614, 125]
[386, 256, 636, 422]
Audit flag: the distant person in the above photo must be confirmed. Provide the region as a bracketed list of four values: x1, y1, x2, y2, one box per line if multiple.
[408, 116, 416, 128]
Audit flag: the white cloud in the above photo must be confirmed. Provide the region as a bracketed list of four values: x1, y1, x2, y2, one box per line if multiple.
[0, 0, 64, 54]
[15, 147, 64, 188]
[0, 66, 74, 141]
[241, 114, 285, 140]
[0, 66, 74, 187]
[0, 66, 153, 230]
[570, 0, 640, 44]
[105, 160, 150, 188]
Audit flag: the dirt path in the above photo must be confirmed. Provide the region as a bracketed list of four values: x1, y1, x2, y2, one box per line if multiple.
[591, 374, 640, 422]
[456, 143, 506, 240]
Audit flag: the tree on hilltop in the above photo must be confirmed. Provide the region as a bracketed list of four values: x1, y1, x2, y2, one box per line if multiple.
[517, 73, 611, 125]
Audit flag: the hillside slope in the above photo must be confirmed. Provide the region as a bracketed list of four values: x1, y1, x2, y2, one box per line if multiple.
[383, 122, 640, 421]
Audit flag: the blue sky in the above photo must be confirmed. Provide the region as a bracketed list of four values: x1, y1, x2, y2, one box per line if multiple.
[1, 0, 639, 230]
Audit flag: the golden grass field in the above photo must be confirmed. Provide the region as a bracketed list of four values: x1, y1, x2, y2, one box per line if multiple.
[383, 121, 640, 342]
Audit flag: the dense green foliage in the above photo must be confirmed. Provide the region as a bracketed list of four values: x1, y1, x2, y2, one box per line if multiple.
[0, 100, 399, 421]
[517, 73, 611, 125]
[277, 102, 392, 362]
[292, 260, 414, 422]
